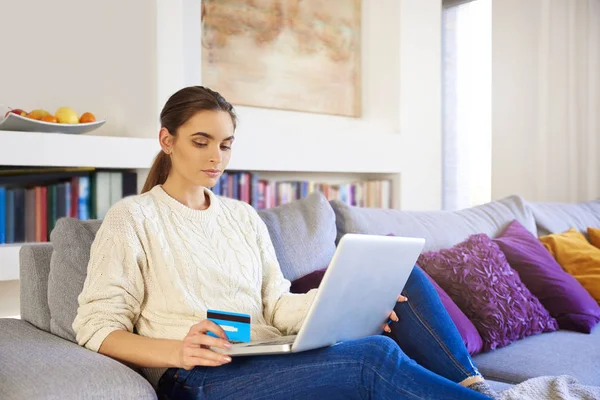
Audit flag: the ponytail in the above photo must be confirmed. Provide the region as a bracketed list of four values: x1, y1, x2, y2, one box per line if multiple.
[141, 151, 171, 193]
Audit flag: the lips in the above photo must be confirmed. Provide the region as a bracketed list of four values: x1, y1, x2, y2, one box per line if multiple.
[202, 169, 221, 178]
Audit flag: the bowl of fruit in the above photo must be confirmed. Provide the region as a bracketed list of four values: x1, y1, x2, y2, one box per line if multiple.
[0, 107, 105, 134]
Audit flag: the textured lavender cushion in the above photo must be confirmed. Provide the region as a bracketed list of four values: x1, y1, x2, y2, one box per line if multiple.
[420, 269, 484, 355]
[494, 220, 600, 333]
[418, 233, 558, 352]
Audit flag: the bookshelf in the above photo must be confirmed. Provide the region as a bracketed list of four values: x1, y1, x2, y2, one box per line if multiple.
[0, 130, 403, 282]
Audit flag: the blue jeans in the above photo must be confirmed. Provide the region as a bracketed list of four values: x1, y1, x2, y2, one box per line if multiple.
[156, 267, 489, 400]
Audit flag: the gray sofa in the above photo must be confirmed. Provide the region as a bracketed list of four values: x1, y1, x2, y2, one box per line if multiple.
[1, 193, 599, 399]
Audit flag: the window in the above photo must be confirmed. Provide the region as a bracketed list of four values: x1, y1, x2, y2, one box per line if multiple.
[442, 0, 492, 210]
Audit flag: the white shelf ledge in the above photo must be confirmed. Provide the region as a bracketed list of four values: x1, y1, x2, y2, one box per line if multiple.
[0, 130, 403, 174]
[0, 244, 22, 281]
[0, 131, 159, 169]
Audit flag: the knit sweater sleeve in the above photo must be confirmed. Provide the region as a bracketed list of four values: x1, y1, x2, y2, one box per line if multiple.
[72, 203, 146, 352]
[249, 207, 318, 336]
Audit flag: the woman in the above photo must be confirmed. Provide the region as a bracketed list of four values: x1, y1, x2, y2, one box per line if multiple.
[73, 86, 498, 399]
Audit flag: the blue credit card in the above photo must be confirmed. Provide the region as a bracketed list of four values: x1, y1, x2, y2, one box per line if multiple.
[206, 310, 251, 343]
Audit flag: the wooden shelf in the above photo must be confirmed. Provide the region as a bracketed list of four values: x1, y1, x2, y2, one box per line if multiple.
[0, 130, 403, 174]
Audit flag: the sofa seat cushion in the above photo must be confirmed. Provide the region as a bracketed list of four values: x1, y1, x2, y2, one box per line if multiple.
[330, 195, 537, 253]
[0, 318, 156, 400]
[472, 328, 600, 386]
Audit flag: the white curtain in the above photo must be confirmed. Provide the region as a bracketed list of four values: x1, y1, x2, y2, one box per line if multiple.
[442, 0, 492, 211]
[535, 0, 600, 202]
[491, 0, 600, 202]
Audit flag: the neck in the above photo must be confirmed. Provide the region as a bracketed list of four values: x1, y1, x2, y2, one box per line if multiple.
[161, 176, 210, 210]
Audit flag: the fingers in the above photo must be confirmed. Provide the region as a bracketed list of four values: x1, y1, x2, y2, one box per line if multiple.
[190, 320, 229, 340]
[187, 348, 232, 365]
[389, 311, 399, 323]
[185, 332, 232, 350]
[383, 322, 392, 333]
[397, 294, 408, 302]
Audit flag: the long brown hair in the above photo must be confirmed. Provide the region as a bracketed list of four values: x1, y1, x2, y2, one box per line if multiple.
[141, 86, 237, 193]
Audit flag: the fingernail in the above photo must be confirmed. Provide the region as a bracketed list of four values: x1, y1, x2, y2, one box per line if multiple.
[224, 342, 232, 348]
[223, 356, 232, 362]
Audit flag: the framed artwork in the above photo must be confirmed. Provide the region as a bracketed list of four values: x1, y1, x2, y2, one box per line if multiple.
[201, 0, 361, 117]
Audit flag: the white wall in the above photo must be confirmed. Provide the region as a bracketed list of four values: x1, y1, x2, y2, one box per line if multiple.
[0, 0, 158, 138]
[492, 0, 600, 202]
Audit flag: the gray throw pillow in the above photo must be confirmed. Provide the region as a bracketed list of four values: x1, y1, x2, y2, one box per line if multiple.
[258, 192, 337, 282]
[48, 218, 102, 343]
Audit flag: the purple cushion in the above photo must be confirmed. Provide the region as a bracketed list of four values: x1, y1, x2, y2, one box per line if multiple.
[420, 268, 484, 355]
[290, 266, 484, 355]
[418, 233, 558, 352]
[494, 219, 600, 333]
[290, 268, 327, 294]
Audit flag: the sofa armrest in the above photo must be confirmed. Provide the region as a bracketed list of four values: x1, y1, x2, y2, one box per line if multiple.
[0, 318, 156, 400]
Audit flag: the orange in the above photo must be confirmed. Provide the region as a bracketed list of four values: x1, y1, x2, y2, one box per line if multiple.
[79, 112, 96, 123]
[26, 113, 41, 120]
[41, 115, 58, 123]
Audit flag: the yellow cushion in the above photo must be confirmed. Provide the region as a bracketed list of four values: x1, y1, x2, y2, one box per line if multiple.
[589, 227, 600, 248]
[539, 228, 600, 303]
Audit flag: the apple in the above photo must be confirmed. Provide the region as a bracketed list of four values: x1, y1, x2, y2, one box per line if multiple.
[5, 109, 27, 118]
[55, 107, 79, 124]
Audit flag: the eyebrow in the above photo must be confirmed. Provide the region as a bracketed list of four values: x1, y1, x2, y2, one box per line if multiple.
[191, 132, 235, 141]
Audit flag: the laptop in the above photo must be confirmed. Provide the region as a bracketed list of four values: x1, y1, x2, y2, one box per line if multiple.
[211, 233, 426, 357]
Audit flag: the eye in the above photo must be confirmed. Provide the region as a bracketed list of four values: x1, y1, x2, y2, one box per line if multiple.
[221, 144, 232, 150]
[193, 142, 208, 148]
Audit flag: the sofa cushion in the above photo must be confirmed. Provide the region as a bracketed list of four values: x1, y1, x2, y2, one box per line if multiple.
[528, 199, 600, 236]
[19, 243, 53, 332]
[0, 319, 156, 400]
[588, 227, 600, 248]
[330, 195, 537, 252]
[418, 233, 558, 352]
[473, 327, 600, 386]
[539, 228, 600, 303]
[421, 268, 484, 355]
[290, 268, 328, 294]
[494, 220, 600, 333]
[257, 192, 337, 282]
[48, 218, 102, 342]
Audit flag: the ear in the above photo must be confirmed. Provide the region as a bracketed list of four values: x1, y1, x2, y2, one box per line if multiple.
[159, 127, 173, 154]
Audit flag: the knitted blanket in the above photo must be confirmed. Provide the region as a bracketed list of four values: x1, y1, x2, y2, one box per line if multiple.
[500, 376, 600, 400]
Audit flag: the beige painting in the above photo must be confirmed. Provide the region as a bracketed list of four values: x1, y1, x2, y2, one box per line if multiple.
[201, 0, 361, 117]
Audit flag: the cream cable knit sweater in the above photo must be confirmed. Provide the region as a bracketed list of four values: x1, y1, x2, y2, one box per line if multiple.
[72, 185, 317, 388]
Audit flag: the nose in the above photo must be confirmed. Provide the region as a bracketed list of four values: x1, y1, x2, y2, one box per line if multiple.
[209, 145, 223, 164]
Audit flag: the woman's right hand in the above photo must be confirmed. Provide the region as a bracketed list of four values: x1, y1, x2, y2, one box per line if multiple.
[178, 320, 234, 370]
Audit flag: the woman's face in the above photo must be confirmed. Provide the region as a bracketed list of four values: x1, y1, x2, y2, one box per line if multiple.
[167, 110, 235, 188]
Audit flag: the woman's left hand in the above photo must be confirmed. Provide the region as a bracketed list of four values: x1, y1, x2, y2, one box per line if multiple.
[383, 295, 408, 333]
